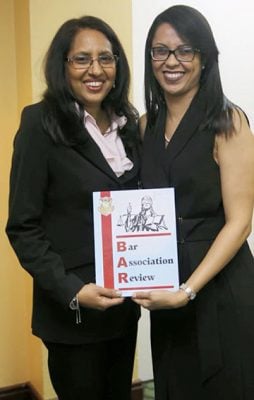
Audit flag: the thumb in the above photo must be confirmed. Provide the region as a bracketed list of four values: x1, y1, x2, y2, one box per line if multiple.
[132, 291, 150, 300]
[101, 287, 122, 298]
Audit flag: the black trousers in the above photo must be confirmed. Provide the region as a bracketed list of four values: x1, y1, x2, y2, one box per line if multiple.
[44, 327, 137, 400]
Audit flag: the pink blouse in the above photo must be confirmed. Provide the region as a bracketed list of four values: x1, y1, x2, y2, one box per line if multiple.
[84, 111, 134, 177]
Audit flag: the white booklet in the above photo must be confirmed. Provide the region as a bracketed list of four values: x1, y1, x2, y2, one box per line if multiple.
[93, 188, 179, 296]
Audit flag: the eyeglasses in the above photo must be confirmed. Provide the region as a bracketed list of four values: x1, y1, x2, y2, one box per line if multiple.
[66, 53, 118, 69]
[151, 45, 200, 62]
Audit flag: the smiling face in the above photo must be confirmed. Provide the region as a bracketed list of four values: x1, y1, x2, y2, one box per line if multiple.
[66, 28, 116, 114]
[151, 23, 202, 101]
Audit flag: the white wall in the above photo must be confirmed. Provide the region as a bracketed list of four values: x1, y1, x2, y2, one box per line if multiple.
[132, 0, 254, 380]
[132, 0, 254, 127]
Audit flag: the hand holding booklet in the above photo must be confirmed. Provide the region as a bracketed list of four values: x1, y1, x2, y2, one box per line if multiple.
[93, 188, 179, 296]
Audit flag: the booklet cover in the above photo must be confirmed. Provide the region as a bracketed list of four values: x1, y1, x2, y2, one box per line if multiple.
[93, 188, 179, 296]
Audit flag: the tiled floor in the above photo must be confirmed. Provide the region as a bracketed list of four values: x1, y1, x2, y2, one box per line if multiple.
[143, 380, 155, 399]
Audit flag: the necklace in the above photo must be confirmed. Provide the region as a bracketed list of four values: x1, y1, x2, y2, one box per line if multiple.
[164, 130, 175, 147]
[164, 135, 170, 148]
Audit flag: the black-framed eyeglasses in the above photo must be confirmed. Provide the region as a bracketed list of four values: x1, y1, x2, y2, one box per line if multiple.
[151, 45, 200, 63]
[66, 53, 119, 69]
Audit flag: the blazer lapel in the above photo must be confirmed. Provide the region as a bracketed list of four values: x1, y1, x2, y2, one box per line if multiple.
[72, 131, 139, 184]
[163, 88, 207, 171]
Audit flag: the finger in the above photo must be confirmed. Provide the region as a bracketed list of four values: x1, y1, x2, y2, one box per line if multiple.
[99, 287, 122, 298]
[132, 291, 151, 300]
[101, 297, 124, 309]
[132, 298, 149, 308]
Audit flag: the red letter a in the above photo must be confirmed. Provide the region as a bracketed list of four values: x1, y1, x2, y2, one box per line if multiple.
[117, 257, 128, 268]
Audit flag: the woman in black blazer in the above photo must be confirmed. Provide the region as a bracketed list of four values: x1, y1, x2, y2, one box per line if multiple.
[6, 16, 140, 400]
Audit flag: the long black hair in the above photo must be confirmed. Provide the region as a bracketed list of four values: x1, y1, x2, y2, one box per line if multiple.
[42, 16, 138, 145]
[145, 5, 235, 136]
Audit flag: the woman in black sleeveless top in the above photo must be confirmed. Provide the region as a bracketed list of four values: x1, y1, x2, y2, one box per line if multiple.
[133, 5, 254, 400]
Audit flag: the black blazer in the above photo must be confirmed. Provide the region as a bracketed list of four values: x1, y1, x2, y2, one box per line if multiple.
[6, 102, 140, 343]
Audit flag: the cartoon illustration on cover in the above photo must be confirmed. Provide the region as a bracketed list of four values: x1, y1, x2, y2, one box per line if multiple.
[117, 196, 168, 232]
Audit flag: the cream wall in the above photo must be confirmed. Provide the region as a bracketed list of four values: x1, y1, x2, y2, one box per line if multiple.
[29, 0, 134, 101]
[0, 0, 36, 390]
[1, 1, 134, 399]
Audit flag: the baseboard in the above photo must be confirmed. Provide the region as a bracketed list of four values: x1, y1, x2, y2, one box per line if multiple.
[0, 380, 142, 400]
[0, 383, 43, 400]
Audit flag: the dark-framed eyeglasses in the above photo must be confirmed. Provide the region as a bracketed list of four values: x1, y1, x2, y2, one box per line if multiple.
[151, 45, 200, 63]
[66, 53, 119, 69]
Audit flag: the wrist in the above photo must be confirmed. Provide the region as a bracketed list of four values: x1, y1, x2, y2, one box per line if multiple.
[179, 283, 197, 301]
[69, 295, 81, 324]
[69, 295, 79, 310]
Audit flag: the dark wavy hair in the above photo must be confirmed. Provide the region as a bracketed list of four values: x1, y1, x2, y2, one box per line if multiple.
[145, 5, 235, 136]
[42, 16, 138, 145]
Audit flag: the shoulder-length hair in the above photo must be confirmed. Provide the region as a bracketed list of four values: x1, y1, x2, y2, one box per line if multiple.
[42, 16, 137, 145]
[145, 5, 234, 136]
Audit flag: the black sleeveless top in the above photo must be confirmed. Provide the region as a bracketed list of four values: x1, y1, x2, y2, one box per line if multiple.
[141, 89, 224, 280]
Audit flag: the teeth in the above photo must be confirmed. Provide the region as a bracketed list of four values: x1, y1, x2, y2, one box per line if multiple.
[85, 81, 102, 87]
[164, 72, 184, 80]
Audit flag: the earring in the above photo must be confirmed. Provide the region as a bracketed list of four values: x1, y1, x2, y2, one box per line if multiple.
[202, 65, 205, 70]
[112, 81, 116, 89]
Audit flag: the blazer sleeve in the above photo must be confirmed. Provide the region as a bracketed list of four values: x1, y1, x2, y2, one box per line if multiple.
[6, 105, 84, 308]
